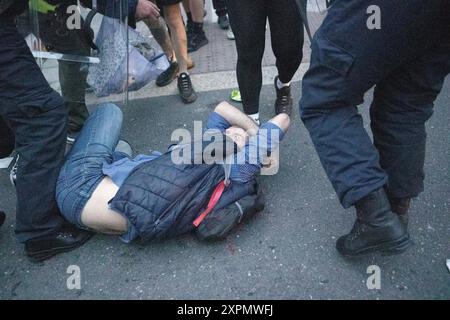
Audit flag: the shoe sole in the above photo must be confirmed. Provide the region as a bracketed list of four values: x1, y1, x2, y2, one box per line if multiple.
[156, 65, 180, 87]
[181, 92, 198, 104]
[26, 233, 94, 263]
[156, 75, 177, 87]
[337, 233, 414, 258]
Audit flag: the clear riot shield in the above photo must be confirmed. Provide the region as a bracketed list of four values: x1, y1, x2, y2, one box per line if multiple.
[21, 0, 130, 129]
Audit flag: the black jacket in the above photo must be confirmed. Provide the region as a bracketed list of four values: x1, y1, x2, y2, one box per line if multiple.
[0, 0, 28, 18]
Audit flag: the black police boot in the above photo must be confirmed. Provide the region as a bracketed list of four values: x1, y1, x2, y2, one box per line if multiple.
[25, 225, 94, 262]
[336, 188, 413, 257]
[274, 76, 293, 116]
[389, 197, 411, 227]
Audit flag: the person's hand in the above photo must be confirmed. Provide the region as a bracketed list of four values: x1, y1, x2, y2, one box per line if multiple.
[135, 0, 161, 21]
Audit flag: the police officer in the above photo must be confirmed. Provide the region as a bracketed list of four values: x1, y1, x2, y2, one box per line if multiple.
[299, 0, 450, 256]
[0, 0, 93, 261]
[0, 0, 159, 261]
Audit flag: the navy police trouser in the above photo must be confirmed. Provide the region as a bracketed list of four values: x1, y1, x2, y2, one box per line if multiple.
[0, 18, 67, 242]
[299, 0, 450, 208]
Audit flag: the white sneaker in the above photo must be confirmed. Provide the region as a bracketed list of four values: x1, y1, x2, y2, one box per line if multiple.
[0, 156, 13, 169]
[227, 29, 235, 40]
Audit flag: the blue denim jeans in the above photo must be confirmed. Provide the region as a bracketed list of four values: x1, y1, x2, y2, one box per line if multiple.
[56, 103, 123, 228]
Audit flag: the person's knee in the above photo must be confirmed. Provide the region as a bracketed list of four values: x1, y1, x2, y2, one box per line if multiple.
[373, 84, 434, 126]
[371, 90, 430, 145]
[237, 43, 264, 67]
[97, 103, 123, 126]
[163, 5, 182, 28]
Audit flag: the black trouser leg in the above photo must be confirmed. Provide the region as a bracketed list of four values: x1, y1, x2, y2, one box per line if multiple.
[299, 0, 449, 208]
[0, 23, 67, 242]
[58, 60, 89, 133]
[212, 0, 227, 17]
[0, 117, 15, 158]
[227, 0, 267, 115]
[37, 10, 90, 133]
[267, 0, 304, 84]
[370, 39, 450, 199]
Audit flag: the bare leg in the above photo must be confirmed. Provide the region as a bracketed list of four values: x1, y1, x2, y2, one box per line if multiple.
[143, 16, 176, 62]
[189, 0, 204, 23]
[182, 0, 190, 14]
[163, 4, 188, 74]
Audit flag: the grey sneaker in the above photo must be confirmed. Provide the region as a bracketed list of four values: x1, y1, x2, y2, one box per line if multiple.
[218, 15, 230, 30]
[115, 140, 133, 157]
[177, 73, 197, 104]
[227, 29, 235, 40]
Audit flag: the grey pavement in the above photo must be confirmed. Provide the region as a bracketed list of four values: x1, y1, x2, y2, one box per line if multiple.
[1, 75, 449, 299]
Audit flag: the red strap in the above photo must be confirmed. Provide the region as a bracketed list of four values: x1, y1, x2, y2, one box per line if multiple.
[193, 180, 226, 227]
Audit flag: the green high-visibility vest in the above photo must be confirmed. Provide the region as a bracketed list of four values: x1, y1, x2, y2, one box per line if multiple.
[29, 0, 57, 14]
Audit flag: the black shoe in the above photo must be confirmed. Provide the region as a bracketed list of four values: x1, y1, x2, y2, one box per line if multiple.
[274, 76, 293, 116]
[188, 31, 209, 53]
[389, 197, 411, 227]
[177, 73, 197, 104]
[336, 188, 413, 257]
[25, 226, 94, 262]
[218, 14, 229, 30]
[156, 61, 179, 87]
[0, 211, 5, 228]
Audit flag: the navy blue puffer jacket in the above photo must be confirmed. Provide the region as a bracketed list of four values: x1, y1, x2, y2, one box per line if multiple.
[109, 151, 256, 242]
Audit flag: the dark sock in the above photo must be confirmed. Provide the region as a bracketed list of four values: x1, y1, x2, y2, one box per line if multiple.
[192, 22, 204, 34]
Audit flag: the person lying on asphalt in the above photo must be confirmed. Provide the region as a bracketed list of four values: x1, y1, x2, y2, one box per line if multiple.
[55, 101, 290, 242]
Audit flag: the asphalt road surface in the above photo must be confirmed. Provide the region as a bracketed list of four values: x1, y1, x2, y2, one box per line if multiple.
[1, 78, 449, 299]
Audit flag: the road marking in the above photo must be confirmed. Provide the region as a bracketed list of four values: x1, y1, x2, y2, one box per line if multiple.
[86, 62, 310, 105]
